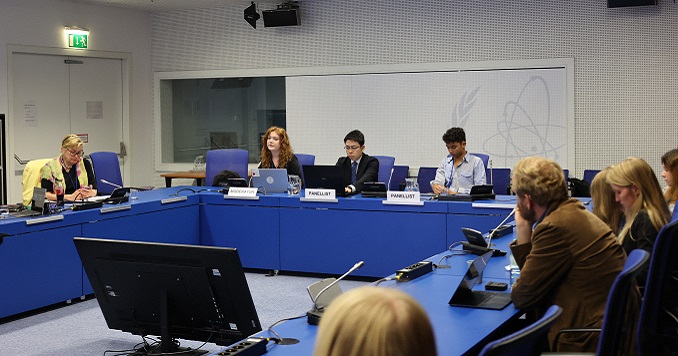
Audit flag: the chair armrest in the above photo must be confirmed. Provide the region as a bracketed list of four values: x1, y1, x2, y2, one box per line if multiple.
[552, 328, 601, 351]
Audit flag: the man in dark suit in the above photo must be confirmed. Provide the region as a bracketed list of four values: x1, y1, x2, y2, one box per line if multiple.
[336, 130, 379, 195]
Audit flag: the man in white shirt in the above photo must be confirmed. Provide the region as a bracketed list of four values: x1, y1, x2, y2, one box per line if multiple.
[431, 127, 486, 195]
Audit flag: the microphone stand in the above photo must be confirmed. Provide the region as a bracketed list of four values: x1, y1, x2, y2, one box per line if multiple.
[307, 261, 364, 325]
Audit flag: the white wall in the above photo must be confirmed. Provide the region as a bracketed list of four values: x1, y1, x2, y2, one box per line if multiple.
[0, 0, 153, 202]
[150, 0, 678, 185]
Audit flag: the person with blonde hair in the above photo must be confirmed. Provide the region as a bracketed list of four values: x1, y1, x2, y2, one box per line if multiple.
[40, 134, 97, 201]
[661, 148, 678, 214]
[259, 126, 303, 184]
[607, 157, 670, 288]
[509, 157, 629, 352]
[314, 286, 436, 356]
[590, 167, 624, 233]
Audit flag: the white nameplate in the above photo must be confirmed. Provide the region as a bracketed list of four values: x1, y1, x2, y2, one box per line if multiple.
[383, 191, 424, 206]
[301, 188, 338, 202]
[100, 205, 132, 214]
[227, 187, 258, 198]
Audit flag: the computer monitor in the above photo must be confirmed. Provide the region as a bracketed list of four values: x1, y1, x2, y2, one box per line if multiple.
[74, 237, 262, 355]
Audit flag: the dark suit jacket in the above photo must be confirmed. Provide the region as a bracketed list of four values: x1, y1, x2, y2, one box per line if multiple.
[335, 153, 379, 194]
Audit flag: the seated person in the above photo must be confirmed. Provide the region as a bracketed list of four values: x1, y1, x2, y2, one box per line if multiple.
[431, 127, 486, 195]
[212, 169, 242, 187]
[590, 167, 624, 233]
[607, 157, 670, 289]
[259, 126, 303, 186]
[510, 156, 633, 352]
[661, 148, 678, 214]
[314, 286, 436, 356]
[335, 130, 379, 195]
[40, 134, 97, 201]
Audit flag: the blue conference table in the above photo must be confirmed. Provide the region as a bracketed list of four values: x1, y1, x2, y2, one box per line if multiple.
[0, 187, 516, 320]
[209, 232, 522, 355]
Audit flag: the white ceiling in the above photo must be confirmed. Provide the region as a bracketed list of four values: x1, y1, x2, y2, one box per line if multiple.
[67, 0, 266, 12]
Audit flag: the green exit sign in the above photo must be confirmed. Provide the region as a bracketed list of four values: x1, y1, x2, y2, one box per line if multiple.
[68, 34, 88, 49]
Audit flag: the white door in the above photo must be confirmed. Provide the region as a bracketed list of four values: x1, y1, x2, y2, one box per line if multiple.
[9, 53, 125, 204]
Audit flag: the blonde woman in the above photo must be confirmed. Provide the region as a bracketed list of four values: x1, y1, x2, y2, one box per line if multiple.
[259, 126, 302, 183]
[590, 167, 624, 233]
[314, 286, 437, 356]
[607, 157, 670, 287]
[661, 149, 678, 214]
[40, 134, 98, 201]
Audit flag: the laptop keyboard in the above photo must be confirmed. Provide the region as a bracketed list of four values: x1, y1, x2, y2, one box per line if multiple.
[472, 290, 496, 304]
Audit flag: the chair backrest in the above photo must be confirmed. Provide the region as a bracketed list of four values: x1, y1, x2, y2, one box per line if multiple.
[583, 169, 600, 185]
[89, 151, 123, 195]
[598, 249, 649, 355]
[372, 155, 395, 184]
[562, 169, 569, 180]
[479, 305, 563, 356]
[488, 168, 511, 195]
[470, 152, 490, 169]
[637, 220, 678, 355]
[389, 165, 409, 191]
[671, 207, 678, 223]
[295, 153, 315, 182]
[21, 158, 51, 206]
[205, 149, 249, 186]
[417, 167, 437, 194]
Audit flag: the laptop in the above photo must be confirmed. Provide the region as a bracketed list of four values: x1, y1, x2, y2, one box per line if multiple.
[12, 187, 46, 217]
[448, 251, 512, 310]
[437, 184, 496, 201]
[303, 165, 348, 197]
[251, 168, 289, 194]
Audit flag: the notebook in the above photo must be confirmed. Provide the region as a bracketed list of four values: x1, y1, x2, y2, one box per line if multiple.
[303, 165, 348, 197]
[437, 184, 496, 201]
[251, 168, 289, 194]
[448, 251, 512, 310]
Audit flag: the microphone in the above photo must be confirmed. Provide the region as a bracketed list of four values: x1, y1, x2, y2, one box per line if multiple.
[487, 207, 516, 247]
[306, 261, 364, 325]
[100, 179, 123, 189]
[387, 167, 394, 191]
[488, 158, 493, 186]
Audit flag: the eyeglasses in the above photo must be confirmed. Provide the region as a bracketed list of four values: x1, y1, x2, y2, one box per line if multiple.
[65, 148, 85, 157]
[344, 145, 361, 151]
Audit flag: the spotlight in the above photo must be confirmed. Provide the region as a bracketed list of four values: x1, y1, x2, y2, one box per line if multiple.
[244, 2, 260, 29]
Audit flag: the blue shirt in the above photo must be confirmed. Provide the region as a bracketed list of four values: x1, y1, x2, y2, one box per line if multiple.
[433, 153, 486, 194]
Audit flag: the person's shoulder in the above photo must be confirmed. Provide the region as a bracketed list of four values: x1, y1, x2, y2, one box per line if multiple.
[363, 154, 378, 163]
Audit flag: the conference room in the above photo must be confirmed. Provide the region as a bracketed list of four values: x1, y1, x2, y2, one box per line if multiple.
[1, 0, 677, 355]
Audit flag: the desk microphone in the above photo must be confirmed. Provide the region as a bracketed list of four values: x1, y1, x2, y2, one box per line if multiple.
[488, 158, 493, 187]
[307, 261, 364, 325]
[488, 207, 516, 242]
[100, 179, 123, 189]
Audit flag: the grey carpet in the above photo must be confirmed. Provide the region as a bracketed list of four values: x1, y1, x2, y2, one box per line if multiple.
[0, 272, 370, 356]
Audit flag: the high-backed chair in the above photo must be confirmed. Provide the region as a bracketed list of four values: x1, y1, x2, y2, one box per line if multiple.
[295, 153, 315, 183]
[205, 149, 249, 186]
[562, 169, 569, 180]
[89, 151, 123, 195]
[417, 167, 437, 194]
[583, 169, 600, 185]
[553, 249, 649, 354]
[470, 152, 490, 169]
[389, 165, 409, 191]
[372, 155, 395, 184]
[488, 168, 511, 195]
[21, 158, 51, 206]
[479, 305, 562, 356]
[637, 220, 678, 355]
[672, 207, 678, 223]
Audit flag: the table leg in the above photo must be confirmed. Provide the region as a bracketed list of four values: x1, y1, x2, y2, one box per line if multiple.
[165, 177, 172, 188]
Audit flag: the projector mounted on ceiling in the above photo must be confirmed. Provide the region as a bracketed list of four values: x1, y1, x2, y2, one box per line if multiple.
[262, 2, 301, 27]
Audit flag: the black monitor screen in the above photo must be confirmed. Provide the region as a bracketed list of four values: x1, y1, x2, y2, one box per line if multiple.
[74, 237, 261, 354]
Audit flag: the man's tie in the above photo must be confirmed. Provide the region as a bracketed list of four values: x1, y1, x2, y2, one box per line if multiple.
[351, 161, 358, 184]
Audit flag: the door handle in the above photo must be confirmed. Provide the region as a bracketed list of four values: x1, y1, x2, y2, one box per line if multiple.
[118, 142, 127, 158]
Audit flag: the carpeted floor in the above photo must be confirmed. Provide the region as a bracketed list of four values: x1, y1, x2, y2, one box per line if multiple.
[0, 272, 370, 356]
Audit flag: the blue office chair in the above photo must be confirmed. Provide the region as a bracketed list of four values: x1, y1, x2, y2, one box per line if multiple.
[89, 151, 123, 195]
[295, 153, 315, 183]
[417, 167, 437, 194]
[562, 169, 569, 180]
[637, 220, 678, 355]
[205, 149, 249, 186]
[554, 249, 649, 354]
[583, 169, 600, 185]
[470, 152, 490, 170]
[488, 168, 511, 195]
[479, 305, 563, 356]
[672, 207, 678, 223]
[389, 165, 409, 191]
[373, 155, 395, 184]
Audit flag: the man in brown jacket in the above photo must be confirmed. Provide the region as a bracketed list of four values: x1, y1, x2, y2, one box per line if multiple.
[510, 157, 635, 352]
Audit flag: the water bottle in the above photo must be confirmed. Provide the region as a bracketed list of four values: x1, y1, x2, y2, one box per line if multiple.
[55, 180, 65, 207]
